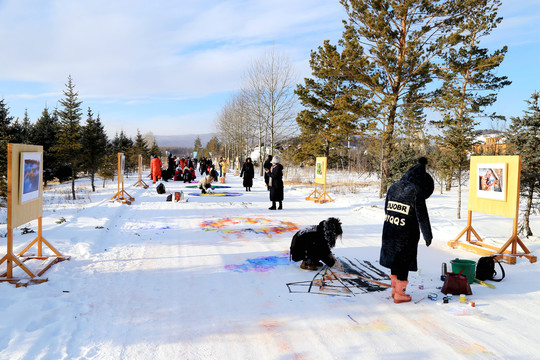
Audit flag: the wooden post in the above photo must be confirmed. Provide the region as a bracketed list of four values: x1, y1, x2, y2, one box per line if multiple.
[111, 153, 134, 204]
[305, 183, 322, 201]
[133, 154, 148, 188]
[0, 144, 36, 279]
[17, 217, 62, 258]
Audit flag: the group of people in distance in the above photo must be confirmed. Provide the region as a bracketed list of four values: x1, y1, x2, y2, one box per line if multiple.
[239, 155, 284, 210]
[150, 154, 198, 184]
[289, 157, 434, 305]
[196, 157, 223, 194]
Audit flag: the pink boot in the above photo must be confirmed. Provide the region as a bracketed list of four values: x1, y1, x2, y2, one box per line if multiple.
[394, 280, 412, 304]
[389, 275, 397, 298]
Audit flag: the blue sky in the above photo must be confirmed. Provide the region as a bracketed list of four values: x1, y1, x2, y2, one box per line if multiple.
[1, 0, 539, 139]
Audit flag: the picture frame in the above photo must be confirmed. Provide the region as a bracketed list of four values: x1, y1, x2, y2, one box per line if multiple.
[19, 152, 42, 204]
[316, 162, 323, 178]
[121, 154, 125, 175]
[314, 157, 327, 185]
[476, 163, 507, 201]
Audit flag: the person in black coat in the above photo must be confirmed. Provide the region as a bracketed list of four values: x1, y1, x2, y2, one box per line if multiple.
[266, 156, 283, 210]
[183, 167, 192, 183]
[263, 155, 273, 191]
[209, 165, 218, 182]
[240, 157, 255, 191]
[379, 157, 434, 303]
[290, 218, 343, 270]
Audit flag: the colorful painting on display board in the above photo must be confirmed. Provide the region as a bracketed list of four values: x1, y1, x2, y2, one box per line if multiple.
[477, 163, 506, 201]
[469, 156, 520, 218]
[314, 157, 327, 185]
[20, 152, 42, 204]
[10, 144, 43, 228]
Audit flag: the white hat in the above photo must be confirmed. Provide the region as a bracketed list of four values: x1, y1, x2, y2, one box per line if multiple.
[271, 156, 279, 164]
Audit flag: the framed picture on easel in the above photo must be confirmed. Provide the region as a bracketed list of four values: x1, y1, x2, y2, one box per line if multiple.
[477, 163, 507, 201]
[19, 152, 42, 204]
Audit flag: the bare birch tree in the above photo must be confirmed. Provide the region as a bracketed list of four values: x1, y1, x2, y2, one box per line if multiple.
[243, 47, 298, 174]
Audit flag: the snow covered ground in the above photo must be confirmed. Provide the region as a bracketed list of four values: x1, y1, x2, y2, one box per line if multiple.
[1, 170, 539, 360]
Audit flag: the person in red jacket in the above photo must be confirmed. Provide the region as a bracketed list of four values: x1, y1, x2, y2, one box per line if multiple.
[150, 155, 162, 183]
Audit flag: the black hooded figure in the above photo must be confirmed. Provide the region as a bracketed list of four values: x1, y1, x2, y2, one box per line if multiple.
[290, 217, 343, 270]
[240, 157, 254, 191]
[267, 156, 284, 210]
[263, 155, 273, 191]
[380, 157, 434, 303]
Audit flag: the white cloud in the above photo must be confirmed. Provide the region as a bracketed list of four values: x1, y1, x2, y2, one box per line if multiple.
[0, 0, 345, 100]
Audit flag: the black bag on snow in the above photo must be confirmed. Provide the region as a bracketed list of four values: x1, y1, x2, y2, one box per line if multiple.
[166, 194, 172, 201]
[475, 255, 505, 282]
[156, 183, 166, 194]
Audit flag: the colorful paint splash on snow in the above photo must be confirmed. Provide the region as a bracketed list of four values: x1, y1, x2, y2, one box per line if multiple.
[225, 254, 290, 272]
[201, 217, 298, 237]
[188, 192, 242, 196]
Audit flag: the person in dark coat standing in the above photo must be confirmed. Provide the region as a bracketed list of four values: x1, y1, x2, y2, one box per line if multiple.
[263, 155, 273, 191]
[266, 156, 284, 210]
[290, 218, 343, 270]
[240, 157, 255, 191]
[379, 157, 434, 304]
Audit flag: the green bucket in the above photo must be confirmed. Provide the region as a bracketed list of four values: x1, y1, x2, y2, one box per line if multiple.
[450, 259, 476, 284]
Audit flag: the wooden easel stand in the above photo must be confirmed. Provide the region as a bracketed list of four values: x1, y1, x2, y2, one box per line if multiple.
[449, 211, 536, 264]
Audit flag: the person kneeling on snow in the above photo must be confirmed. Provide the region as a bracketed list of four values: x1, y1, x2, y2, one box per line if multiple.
[183, 167, 192, 183]
[290, 217, 343, 270]
[379, 157, 434, 304]
[197, 173, 214, 194]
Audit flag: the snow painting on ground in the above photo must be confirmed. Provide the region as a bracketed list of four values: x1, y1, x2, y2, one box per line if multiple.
[1, 170, 539, 360]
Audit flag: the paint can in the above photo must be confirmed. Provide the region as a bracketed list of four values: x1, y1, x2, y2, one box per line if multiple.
[428, 293, 438, 301]
[460, 294, 467, 303]
[443, 297, 449, 304]
[418, 285, 424, 290]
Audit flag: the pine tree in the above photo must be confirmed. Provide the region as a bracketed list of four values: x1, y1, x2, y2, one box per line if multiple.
[295, 40, 372, 166]
[432, 0, 510, 219]
[133, 129, 150, 170]
[149, 140, 161, 158]
[205, 136, 221, 159]
[337, 0, 480, 197]
[31, 107, 60, 185]
[54, 75, 83, 200]
[8, 110, 33, 144]
[506, 92, 540, 237]
[193, 136, 202, 158]
[98, 142, 117, 187]
[81, 108, 108, 192]
[21, 109, 33, 143]
[0, 98, 14, 198]
[8, 118, 22, 144]
[111, 131, 134, 174]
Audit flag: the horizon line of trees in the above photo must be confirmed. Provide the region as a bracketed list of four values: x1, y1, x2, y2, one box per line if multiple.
[0, 75, 161, 200]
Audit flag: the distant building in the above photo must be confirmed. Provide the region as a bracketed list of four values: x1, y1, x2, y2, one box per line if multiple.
[472, 135, 508, 155]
